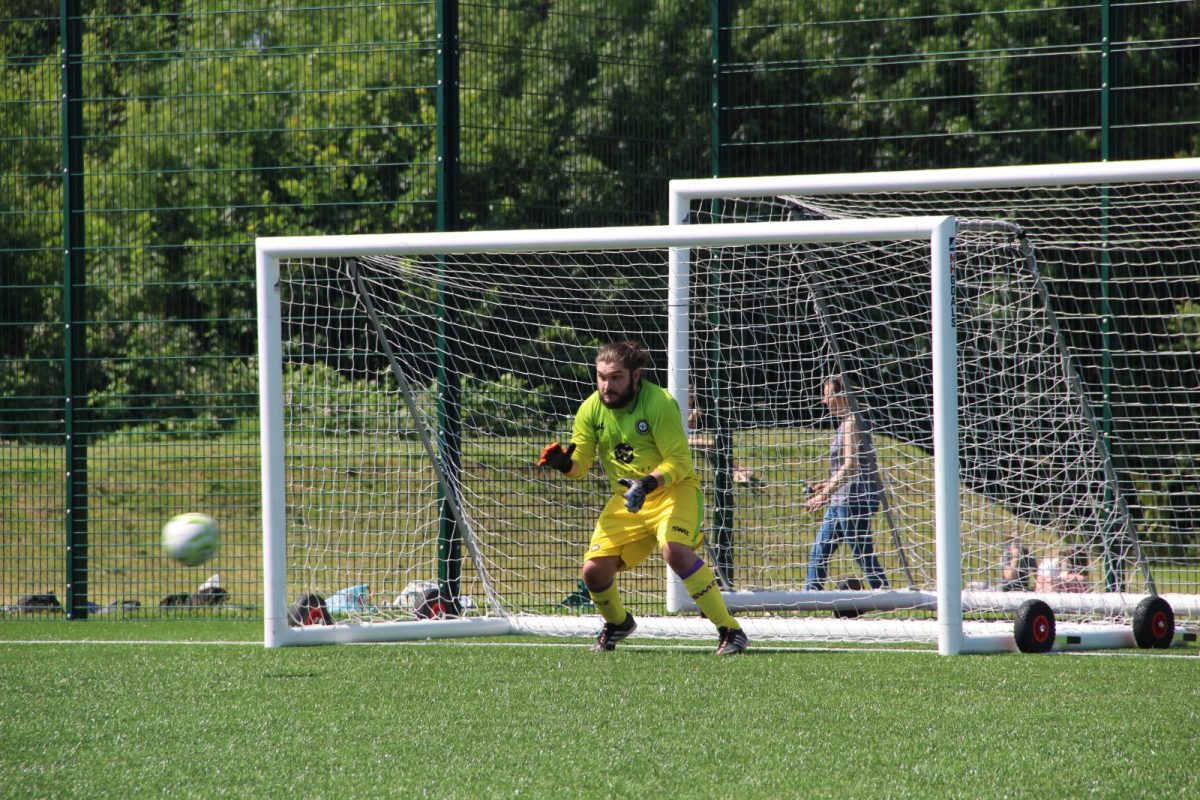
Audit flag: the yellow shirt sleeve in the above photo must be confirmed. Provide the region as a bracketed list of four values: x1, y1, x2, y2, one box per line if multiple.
[647, 388, 692, 487]
[564, 392, 599, 480]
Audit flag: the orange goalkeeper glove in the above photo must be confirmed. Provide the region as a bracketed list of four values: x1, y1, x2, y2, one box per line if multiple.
[539, 441, 576, 474]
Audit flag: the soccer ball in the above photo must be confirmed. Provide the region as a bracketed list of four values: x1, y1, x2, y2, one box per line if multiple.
[161, 513, 219, 566]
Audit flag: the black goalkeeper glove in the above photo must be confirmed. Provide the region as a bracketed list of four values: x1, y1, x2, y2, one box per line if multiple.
[539, 441, 576, 474]
[617, 474, 660, 513]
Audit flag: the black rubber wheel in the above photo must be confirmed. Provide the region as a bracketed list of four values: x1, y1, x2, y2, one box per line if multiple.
[1014, 599, 1056, 653]
[1132, 596, 1174, 649]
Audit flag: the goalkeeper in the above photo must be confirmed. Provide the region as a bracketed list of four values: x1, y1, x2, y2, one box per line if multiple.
[539, 340, 748, 655]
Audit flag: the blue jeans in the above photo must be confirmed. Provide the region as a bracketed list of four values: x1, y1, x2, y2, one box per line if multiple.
[805, 505, 889, 591]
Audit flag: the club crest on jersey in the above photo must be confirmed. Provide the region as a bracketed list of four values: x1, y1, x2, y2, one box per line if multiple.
[614, 443, 635, 464]
[636, 419, 650, 434]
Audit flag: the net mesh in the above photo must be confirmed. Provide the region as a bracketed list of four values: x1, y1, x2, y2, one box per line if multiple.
[279, 250, 678, 623]
[690, 181, 1200, 611]
[272, 207, 1175, 643]
[684, 216, 1143, 618]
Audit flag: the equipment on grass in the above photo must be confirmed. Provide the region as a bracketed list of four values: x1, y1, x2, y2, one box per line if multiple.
[395, 580, 439, 613]
[326, 584, 372, 616]
[256, 158, 1200, 653]
[161, 513, 219, 567]
[288, 593, 332, 626]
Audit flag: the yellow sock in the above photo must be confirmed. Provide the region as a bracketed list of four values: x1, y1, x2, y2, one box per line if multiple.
[682, 561, 739, 630]
[588, 581, 628, 625]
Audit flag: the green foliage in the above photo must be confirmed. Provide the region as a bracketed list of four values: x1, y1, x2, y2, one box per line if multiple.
[4, 2, 1199, 441]
[462, 372, 552, 436]
[726, 1, 1200, 173]
[456, 0, 708, 228]
[1165, 299, 1200, 352]
[1, 3, 442, 436]
[282, 362, 415, 436]
[1133, 458, 1200, 560]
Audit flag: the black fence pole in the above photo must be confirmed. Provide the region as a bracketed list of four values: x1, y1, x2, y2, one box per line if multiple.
[61, 0, 88, 620]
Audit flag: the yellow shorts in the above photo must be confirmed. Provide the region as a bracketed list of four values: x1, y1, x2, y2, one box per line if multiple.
[585, 481, 704, 569]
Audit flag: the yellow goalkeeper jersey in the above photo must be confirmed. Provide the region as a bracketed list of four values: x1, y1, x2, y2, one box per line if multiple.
[567, 380, 698, 494]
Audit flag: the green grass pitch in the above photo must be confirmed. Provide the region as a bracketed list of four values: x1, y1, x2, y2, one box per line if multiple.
[1, 621, 1196, 799]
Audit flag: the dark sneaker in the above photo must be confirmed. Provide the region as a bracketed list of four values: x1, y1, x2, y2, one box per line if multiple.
[592, 614, 637, 651]
[716, 626, 749, 655]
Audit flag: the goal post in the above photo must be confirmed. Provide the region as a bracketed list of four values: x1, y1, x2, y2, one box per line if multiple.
[668, 157, 1200, 653]
[256, 217, 961, 649]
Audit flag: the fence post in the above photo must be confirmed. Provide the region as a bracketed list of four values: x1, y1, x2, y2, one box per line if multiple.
[436, 0, 463, 609]
[60, 0, 88, 620]
[710, 0, 729, 180]
[1099, 1, 1124, 589]
[703, 0, 736, 586]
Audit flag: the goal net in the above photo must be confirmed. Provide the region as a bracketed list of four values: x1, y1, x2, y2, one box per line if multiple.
[257, 159, 1198, 653]
[669, 158, 1200, 652]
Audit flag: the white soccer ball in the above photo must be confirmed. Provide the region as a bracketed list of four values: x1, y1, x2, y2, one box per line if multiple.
[161, 513, 219, 567]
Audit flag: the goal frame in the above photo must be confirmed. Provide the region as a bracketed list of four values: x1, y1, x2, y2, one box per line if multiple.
[667, 157, 1200, 654]
[256, 217, 957, 649]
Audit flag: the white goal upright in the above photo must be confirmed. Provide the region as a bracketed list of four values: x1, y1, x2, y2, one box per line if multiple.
[257, 158, 1200, 654]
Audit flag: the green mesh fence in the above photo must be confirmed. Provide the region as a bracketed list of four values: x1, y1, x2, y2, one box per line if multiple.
[717, 2, 1200, 175]
[3, 3, 444, 618]
[2, 1, 1198, 621]
[457, 1, 708, 228]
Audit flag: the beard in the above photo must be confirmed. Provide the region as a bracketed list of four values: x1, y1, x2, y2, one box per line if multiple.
[600, 381, 638, 409]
